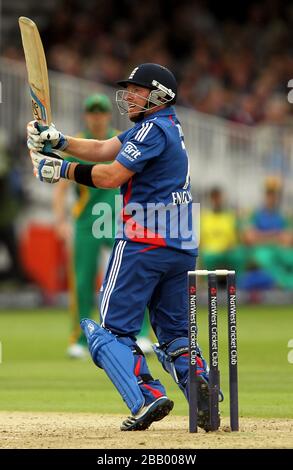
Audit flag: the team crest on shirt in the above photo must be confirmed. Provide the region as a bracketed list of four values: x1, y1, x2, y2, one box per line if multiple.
[121, 141, 141, 161]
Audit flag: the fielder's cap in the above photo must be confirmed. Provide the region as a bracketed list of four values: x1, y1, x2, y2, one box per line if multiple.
[84, 93, 112, 112]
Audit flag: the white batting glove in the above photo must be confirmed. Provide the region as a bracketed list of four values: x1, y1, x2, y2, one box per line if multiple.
[30, 150, 71, 184]
[27, 120, 68, 152]
[27, 121, 44, 151]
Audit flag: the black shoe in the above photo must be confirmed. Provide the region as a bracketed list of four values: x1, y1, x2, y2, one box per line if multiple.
[121, 396, 174, 431]
[197, 376, 220, 432]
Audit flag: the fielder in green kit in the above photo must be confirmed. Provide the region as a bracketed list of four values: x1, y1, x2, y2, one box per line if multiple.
[53, 94, 118, 358]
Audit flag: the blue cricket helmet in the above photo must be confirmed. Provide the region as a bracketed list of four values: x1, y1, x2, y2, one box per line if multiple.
[117, 63, 177, 105]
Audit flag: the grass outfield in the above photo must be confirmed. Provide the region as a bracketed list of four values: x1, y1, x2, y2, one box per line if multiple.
[0, 306, 292, 419]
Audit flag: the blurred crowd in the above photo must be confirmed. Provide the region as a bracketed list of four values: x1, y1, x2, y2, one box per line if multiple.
[1, 0, 293, 299]
[3, 0, 293, 124]
[0, 131, 27, 285]
[199, 177, 293, 292]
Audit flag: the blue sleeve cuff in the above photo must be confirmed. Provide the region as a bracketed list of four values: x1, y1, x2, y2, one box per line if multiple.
[117, 130, 129, 143]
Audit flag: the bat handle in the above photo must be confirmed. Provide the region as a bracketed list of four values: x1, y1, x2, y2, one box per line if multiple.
[35, 122, 53, 154]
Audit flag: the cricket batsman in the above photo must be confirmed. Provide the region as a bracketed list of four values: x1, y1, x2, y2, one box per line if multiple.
[27, 63, 214, 431]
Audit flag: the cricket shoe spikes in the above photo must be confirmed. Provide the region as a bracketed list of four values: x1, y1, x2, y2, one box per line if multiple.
[120, 396, 174, 431]
[196, 354, 224, 403]
[197, 375, 221, 432]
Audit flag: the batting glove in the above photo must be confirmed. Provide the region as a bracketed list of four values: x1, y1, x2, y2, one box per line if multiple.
[30, 150, 71, 184]
[27, 120, 68, 152]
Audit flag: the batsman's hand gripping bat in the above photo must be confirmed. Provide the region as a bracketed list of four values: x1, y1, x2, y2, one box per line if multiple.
[19, 16, 53, 154]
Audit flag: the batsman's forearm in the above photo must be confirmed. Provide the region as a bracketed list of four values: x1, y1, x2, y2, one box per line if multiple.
[67, 162, 119, 188]
[65, 136, 105, 162]
[64, 135, 121, 163]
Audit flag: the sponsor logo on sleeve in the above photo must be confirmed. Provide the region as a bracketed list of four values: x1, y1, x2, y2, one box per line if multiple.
[121, 141, 141, 161]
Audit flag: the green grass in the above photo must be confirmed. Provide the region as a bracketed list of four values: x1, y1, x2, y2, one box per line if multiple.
[0, 306, 292, 418]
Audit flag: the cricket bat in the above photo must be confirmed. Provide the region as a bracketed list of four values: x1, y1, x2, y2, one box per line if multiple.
[19, 16, 53, 153]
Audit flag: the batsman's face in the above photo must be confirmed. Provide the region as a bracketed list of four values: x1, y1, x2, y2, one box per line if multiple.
[124, 85, 150, 121]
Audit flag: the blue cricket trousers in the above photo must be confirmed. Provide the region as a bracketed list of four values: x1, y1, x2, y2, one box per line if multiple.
[99, 239, 196, 345]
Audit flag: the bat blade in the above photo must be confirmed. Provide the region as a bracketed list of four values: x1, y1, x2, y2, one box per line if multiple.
[19, 16, 52, 125]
